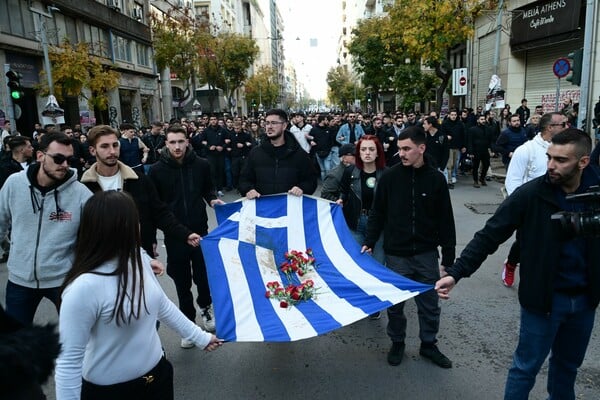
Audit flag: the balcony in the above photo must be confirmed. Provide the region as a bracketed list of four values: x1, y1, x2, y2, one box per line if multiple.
[45, 0, 151, 44]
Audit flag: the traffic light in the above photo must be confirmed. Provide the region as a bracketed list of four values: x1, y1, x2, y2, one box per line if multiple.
[251, 99, 256, 107]
[566, 48, 583, 86]
[6, 70, 24, 101]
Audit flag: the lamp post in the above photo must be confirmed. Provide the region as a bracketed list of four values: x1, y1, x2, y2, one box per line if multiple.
[30, 6, 58, 95]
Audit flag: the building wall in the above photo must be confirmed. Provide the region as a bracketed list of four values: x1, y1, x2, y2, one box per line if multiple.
[471, 0, 598, 122]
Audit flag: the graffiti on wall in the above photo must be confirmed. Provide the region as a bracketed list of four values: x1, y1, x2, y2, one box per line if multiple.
[109, 106, 119, 129]
[540, 89, 580, 113]
[132, 106, 141, 129]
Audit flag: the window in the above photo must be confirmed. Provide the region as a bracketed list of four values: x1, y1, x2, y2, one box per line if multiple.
[136, 43, 149, 66]
[113, 35, 132, 62]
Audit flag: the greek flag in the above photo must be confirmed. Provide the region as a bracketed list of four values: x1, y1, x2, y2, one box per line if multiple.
[201, 194, 432, 342]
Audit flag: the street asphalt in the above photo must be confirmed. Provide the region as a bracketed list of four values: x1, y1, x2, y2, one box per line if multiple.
[2, 170, 599, 400]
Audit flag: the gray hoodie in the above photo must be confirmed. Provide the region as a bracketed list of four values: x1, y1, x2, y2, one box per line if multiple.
[0, 166, 92, 288]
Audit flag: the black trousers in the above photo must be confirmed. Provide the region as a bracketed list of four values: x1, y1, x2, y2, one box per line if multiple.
[207, 152, 225, 190]
[231, 156, 246, 189]
[165, 236, 211, 321]
[81, 356, 173, 400]
[472, 152, 490, 183]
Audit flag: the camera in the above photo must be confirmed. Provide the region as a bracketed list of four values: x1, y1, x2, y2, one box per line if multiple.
[551, 185, 600, 237]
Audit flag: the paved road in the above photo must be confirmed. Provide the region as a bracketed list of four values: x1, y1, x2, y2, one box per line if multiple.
[2, 175, 599, 400]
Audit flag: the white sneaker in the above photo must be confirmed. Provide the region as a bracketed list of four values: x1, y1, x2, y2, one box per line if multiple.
[451, 177, 457, 184]
[200, 305, 216, 332]
[217, 190, 224, 197]
[180, 338, 195, 349]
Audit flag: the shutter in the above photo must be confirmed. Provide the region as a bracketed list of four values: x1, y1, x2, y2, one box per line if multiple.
[476, 33, 495, 108]
[524, 39, 583, 113]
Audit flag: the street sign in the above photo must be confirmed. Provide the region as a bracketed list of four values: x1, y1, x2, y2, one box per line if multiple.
[553, 58, 571, 78]
[452, 68, 468, 96]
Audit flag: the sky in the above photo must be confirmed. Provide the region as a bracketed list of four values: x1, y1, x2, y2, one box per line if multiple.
[278, 0, 342, 100]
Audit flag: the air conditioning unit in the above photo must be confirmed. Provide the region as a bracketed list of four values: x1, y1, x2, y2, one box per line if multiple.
[132, 8, 142, 20]
[107, 0, 121, 12]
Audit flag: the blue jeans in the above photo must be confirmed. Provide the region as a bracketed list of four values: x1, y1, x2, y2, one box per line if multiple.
[330, 147, 340, 167]
[504, 293, 595, 400]
[316, 153, 333, 181]
[350, 214, 384, 264]
[5, 280, 60, 325]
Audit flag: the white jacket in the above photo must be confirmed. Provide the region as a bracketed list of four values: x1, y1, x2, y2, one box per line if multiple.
[505, 133, 550, 195]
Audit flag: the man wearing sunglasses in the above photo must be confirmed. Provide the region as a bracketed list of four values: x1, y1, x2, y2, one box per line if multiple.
[0, 133, 92, 325]
[238, 109, 317, 199]
[501, 112, 569, 288]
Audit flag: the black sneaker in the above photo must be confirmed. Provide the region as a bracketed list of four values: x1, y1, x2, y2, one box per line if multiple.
[419, 344, 452, 368]
[387, 342, 405, 366]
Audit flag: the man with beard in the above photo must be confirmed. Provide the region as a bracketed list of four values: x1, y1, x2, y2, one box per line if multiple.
[81, 125, 200, 259]
[336, 112, 365, 146]
[467, 114, 495, 188]
[496, 114, 528, 169]
[0, 133, 92, 324]
[238, 109, 317, 199]
[148, 125, 224, 342]
[436, 129, 600, 400]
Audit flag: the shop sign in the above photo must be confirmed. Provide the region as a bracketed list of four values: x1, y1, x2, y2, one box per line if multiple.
[510, 0, 581, 47]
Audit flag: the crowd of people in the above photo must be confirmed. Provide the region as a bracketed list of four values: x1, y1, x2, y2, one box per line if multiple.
[0, 100, 599, 399]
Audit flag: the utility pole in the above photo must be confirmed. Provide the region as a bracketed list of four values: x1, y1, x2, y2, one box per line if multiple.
[492, 0, 505, 77]
[30, 6, 57, 95]
[578, 0, 597, 133]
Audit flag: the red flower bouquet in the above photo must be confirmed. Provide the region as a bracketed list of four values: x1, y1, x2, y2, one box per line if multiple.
[265, 249, 318, 308]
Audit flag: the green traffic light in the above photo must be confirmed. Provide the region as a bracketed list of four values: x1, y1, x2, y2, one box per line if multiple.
[11, 91, 21, 100]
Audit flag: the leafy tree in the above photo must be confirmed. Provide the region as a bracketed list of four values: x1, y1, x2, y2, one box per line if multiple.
[197, 32, 259, 112]
[40, 40, 119, 111]
[392, 64, 440, 110]
[347, 17, 399, 99]
[326, 66, 362, 111]
[383, 0, 487, 107]
[245, 66, 279, 111]
[150, 7, 207, 101]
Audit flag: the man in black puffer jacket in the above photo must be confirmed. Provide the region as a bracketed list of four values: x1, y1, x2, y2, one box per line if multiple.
[238, 109, 317, 199]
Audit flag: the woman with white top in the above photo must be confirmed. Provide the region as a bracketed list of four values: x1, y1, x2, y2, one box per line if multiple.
[55, 190, 222, 400]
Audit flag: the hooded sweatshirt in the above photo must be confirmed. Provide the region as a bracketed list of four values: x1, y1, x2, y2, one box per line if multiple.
[0, 165, 92, 288]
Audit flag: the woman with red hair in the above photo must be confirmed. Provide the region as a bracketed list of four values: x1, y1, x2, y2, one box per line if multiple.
[336, 135, 387, 285]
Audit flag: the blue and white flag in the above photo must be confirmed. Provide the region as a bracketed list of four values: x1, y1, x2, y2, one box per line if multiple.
[201, 194, 432, 342]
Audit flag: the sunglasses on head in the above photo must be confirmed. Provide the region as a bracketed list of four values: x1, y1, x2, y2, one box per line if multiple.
[45, 152, 78, 165]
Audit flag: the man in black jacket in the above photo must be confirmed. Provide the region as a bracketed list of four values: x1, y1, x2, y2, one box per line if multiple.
[227, 121, 253, 191]
[200, 115, 228, 196]
[141, 121, 166, 173]
[441, 109, 466, 187]
[238, 109, 317, 199]
[148, 125, 224, 341]
[467, 114, 495, 188]
[81, 125, 200, 258]
[436, 129, 600, 400]
[362, 126, 456, 369]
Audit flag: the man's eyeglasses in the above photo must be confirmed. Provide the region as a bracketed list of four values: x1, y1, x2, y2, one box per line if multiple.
[264, 121, 285, 126]
[44, 152, 78, 165]
[550, 122, 567, 128]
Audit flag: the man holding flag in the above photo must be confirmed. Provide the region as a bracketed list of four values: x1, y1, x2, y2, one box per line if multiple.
[362, 126, 456, 368]
[238, 109, 317, 199]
